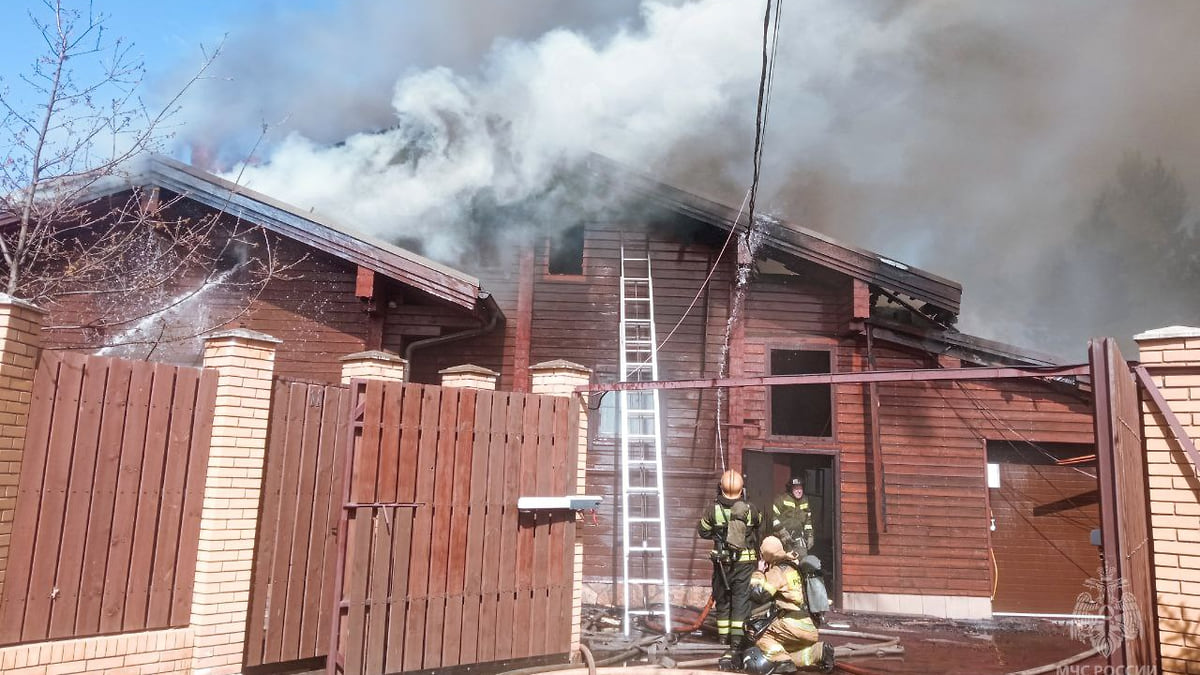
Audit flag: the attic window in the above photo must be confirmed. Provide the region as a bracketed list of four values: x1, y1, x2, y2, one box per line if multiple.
[769, 348, 833, 438]
[548, 224, 585, 276]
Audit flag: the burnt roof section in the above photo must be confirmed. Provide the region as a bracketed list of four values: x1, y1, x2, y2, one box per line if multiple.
[869, 317, 1064, 368]
[586, 154, 963, 315]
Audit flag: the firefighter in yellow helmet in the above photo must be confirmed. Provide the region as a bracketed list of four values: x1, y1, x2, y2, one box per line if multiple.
[697, 470, 763, 669]
[743, 536, 835, 673]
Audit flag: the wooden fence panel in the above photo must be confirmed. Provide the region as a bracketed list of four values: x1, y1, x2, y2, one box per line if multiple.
[245, 379, 350, 668]
[0, 353, 215, 646]
[334, 381, 577, 675]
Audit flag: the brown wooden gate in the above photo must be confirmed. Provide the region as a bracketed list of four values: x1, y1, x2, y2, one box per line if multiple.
[0, 352, 217, 645]
[332, 381, 578, 675]
[1091, 338, 1157, 667]
[245, 378, 351, 668]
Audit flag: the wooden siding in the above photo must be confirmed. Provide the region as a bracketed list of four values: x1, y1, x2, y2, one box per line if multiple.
[39, 228, 482, 384]
[0, 352, 216, 645]
[828, 345, 1094, 598]
[435, 219, 1096, 596]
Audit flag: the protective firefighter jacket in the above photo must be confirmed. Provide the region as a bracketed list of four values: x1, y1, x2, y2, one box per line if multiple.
[771, 494, 814, 554]
[698, 493, 762, 562]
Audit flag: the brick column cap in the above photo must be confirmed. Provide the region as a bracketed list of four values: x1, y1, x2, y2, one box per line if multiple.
[341, 350, 407, 364]
[1134, 326, 1200, 342]
[529, 359, 592, 374]
[0, 294, 46, 314]
[438, 363, 499, 377]
[203, 328, 283, 345]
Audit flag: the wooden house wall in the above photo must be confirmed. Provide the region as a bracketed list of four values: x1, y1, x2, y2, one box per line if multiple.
[41, 231, 483, 384]
[735, 311, 1095, 599]
[434, 222, 735, 586]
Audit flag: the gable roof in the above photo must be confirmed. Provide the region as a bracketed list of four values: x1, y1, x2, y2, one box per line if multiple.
[586, 155, 963, 315]
[144, 157, 491, 311]
[1, 156, 490, 312]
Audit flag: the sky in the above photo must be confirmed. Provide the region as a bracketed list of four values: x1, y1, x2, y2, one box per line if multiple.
[0, 2, 318, 78]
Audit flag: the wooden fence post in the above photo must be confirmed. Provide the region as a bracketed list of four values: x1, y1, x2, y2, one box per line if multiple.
[529, 360, 591, 658]
[190, 329, 280, 675]
[0, 295, 44, 601]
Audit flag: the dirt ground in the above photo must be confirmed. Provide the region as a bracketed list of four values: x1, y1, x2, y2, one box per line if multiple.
[584, 606, 1108, 675]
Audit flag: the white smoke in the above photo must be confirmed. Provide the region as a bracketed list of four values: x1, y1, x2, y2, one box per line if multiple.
[179, 0, 1200, 359]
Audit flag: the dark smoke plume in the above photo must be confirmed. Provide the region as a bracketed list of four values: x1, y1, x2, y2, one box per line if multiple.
[171, 0, 1200, 360]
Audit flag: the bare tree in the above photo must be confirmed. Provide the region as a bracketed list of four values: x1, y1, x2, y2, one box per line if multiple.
[0, 0, 294, 357]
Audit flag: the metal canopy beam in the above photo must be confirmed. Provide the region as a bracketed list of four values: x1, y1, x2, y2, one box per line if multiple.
[577, 363, 1090, 393]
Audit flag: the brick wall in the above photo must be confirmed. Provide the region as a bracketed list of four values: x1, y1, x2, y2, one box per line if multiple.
[0, 296, 44, 597]
[0, 628, 192, 675]
[189, 330, 279, 675]
[1136, 326, 1200, 675]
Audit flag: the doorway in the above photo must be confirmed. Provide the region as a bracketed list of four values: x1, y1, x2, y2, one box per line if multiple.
[743, 450, 840, 606]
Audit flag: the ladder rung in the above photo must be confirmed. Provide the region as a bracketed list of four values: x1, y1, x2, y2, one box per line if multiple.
[627, 487, 659, 493]
[623, 434, 657, 440]
[627, 517, 661, 523]
[626, 579, 666, 584]
[627, 609, 667, 615]
[623, 276, 651, 282]
[624, 298, 651, 302]
[622, 257, 650, 262]
[625, 318, 652, 323]
[627, 460, 658, 466]
[628, 546, 662, 552]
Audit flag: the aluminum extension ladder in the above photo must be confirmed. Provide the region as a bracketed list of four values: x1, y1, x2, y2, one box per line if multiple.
[618, 244, 672, 635]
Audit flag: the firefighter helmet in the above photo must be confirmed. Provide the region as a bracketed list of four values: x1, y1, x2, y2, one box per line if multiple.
[760, 535, 795, 564]
[720, 470, 744, 499]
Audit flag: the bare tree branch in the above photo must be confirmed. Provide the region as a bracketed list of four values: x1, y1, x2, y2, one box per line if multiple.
[3, 2, 295, 358]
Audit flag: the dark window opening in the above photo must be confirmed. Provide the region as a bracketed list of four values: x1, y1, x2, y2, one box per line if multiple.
[548, 224, 585, 275]
[770, 349, 833, 437]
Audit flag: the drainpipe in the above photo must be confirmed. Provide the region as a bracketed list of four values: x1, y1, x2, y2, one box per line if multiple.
[403, 291, 504, 382]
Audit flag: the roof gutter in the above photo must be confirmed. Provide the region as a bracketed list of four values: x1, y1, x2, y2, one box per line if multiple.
[403, 292, 504, 382]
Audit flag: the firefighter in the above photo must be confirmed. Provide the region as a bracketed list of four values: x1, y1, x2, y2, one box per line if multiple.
[742, 536, 835, 673]
[771, 476, 814, 558]
[697, 469, 763, 669]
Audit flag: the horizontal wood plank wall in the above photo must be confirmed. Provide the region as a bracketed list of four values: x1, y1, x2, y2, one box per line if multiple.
[340, 382, 575, 675]
[833, 345, 1094, 599]
[245, 379, 350, 668]
[0, 351, 216, 645]
[39, 226, 482, 385]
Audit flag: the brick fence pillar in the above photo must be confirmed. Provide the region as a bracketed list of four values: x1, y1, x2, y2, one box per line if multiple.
[529, 360, 592, 658]
[0, 295, 43, 600]
[191, 329, 281, 675]
[439, 364, 499, 390]
[339, 350, 406, 384]
[1135, 326, 1200, 675]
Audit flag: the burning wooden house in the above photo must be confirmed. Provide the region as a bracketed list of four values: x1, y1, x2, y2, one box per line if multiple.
[24, 156, 1099, 626]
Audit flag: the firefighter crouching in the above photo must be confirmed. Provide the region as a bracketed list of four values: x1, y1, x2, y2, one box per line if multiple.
[741, 536, 835, 674]
[698, 470, 763, 669]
